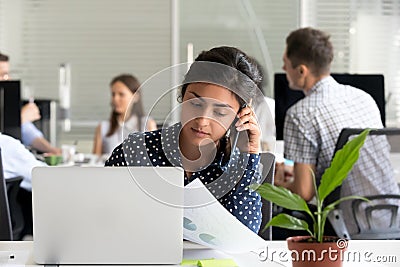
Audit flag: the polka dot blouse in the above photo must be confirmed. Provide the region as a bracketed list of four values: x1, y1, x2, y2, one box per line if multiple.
[105, 123, 262, 233]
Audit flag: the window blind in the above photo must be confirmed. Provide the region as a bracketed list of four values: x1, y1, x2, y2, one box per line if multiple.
[1, 0, 301, 151]
[302, 0, 400, 127]
[301, 0, 353, 71]
[4, 0, 172, 147]
[349, 0, 400, 126]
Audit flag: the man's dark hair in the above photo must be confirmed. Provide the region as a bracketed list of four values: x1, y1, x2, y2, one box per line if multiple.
[0, 52, 9, 62]
[286, 27, 333, 76]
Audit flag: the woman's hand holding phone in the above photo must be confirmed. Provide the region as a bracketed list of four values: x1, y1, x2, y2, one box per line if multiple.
[233, 103, 260, 154]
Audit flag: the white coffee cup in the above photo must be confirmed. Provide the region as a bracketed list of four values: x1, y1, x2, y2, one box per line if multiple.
[62, 144, 76, 164]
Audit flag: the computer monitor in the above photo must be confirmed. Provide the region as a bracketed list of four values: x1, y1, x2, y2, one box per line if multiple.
[274, 73, 386, 140]
[0, 81, 22, 140]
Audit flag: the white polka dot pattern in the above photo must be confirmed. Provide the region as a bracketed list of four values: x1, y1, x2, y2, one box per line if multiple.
[105, 123, 263, 233]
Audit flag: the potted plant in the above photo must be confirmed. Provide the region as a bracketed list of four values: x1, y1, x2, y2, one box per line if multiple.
[250, 129, 370, 267]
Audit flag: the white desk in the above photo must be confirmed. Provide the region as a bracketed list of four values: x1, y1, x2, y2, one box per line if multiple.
[1, 240, 400, 267]
[0, 241, 272, 267]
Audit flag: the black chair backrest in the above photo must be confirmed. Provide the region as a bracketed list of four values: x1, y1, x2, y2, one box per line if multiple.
[326, 128, 400, 206]
[0, 148, 13, 240]
[351, 194, 400, 239]
[6, 176, 24, 240]
[258, 152, 275, 241]
[334, 128, 400, 154]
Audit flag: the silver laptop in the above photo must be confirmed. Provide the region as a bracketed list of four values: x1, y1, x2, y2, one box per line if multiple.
[32, 166, 184, 265]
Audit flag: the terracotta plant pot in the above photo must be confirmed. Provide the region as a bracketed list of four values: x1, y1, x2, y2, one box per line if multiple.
[287, 236, 347, 267]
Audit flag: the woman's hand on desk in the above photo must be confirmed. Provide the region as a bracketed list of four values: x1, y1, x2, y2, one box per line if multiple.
[274, 162, 294, 187]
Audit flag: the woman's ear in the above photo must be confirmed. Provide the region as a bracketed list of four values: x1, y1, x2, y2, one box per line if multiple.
[131, 93, 140, 103]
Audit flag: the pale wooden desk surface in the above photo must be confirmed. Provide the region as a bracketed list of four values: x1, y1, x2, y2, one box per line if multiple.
[1, 240, 400, 267]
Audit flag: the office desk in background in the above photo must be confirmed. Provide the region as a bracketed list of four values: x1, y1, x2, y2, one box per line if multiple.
[44, 153, 108, 167]
[73, 153, 108, 166]
[1, 241, 400, 267]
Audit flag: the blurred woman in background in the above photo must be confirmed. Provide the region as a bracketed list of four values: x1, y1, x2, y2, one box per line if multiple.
[92, 74, 157, 155]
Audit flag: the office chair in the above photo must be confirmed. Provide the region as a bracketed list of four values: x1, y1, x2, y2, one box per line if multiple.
[0, 148, 24, 240]
[327, 128, 400, 240]
[257, 152, 275, 241]
[7, 176, 24, 240]
[0, 148, 13, 240]
[351, 194, 400, 239]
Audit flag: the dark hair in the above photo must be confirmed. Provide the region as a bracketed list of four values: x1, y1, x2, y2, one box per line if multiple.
[178, 46, 263, 162]
[286, 27, 333, 76]
[0, 52, 9, 62]
[251, 57, 266, 95]
[106, 74, 144, 137]
[179, 46, 263, 105]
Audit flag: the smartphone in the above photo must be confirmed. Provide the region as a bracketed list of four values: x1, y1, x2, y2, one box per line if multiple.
[230, 103, 247, 153]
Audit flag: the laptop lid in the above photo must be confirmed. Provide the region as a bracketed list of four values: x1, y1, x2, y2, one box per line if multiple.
[32, 166, 184, 265]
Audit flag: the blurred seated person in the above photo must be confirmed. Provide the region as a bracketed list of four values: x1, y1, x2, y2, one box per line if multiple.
[21, 102, 61, 154]
[254, 95, 275, 152]
[92, 74, 157, 156]
[250, 60, 275, 152]
[0, 131, 47, 239]
[0, 52, 61, 155]
[0, 132, 46, 190]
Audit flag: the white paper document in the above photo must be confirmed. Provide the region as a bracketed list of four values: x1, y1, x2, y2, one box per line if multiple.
[183, 178, 267, 254]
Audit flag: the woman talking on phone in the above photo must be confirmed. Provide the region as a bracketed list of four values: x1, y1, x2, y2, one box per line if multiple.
[106, 46, 265, 233]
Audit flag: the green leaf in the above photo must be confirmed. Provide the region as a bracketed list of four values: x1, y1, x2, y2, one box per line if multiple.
[250, 183, 310, 213]
[318, 129, 370, 201]
[265, 214, 311, 235]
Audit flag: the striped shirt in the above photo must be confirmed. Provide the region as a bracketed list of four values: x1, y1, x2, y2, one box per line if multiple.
[284, 76, 399, 234]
